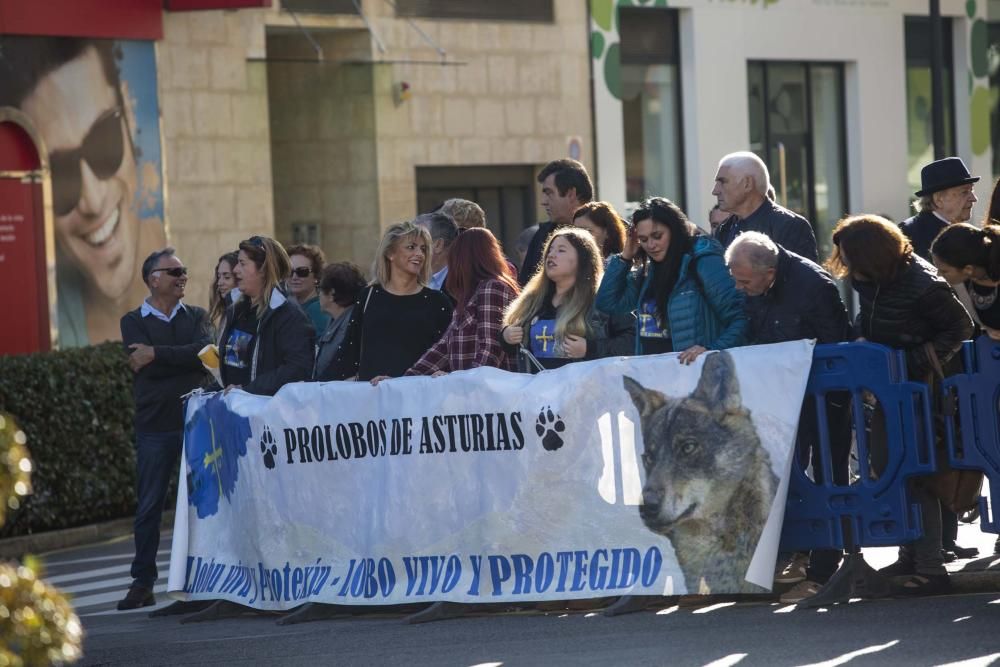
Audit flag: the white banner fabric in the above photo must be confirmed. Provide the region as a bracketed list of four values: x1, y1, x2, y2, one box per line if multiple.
[167, 340, 815, 609]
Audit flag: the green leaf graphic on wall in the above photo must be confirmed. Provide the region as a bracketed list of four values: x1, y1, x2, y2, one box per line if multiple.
[590, 0, 779, 100]
[964, 1, 991, 157]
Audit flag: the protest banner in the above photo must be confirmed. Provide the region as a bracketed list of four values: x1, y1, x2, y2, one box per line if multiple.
[167, 340, 814, 609]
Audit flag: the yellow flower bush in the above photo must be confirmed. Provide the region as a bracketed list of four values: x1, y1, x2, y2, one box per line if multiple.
[0, 414, 82, 666]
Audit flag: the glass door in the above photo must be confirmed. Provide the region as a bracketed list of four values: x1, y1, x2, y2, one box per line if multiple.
[748, 61, 848, 260]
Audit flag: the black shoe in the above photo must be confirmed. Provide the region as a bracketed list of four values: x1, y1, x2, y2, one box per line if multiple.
[950, 545, 979, 559]
[894, 573, 951, 597]
[878, 559, 916, 577]
[117, 584, 155, 611]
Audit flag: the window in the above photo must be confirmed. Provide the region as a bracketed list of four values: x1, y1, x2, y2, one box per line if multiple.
[904, 16, 956, 194]
[988, 22, 1000, 176]
[394, 0, 553, 22]
[748, 61, 848, 260]
[281, 0, 358, 14]
[619, 7, 684, 207]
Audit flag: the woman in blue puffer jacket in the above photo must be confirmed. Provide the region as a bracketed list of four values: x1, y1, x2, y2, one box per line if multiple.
[595, 197, 747, 364]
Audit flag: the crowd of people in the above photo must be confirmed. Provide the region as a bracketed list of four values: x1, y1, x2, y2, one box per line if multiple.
[115, 153, 1000, 611]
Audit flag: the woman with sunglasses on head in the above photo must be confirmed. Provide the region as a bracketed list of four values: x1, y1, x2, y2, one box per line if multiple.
[501, 227, 634, 372]
[324, 221, 453, 382]
[208, 251, 239, 339]
[402, 228, 520, 377]
[286, 244, 329, 335]
[931, 222, 1000, 341]
[595, 197, 747, 364]
[219, 236, 315, 396]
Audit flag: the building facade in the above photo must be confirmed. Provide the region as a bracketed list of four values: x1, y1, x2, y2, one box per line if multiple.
[593, 0, 994, 260]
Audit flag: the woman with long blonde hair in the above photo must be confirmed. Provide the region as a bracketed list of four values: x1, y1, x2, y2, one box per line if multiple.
[219, 235, 315, 395]
[501, 227, 633, 371]
[324, 221, 453, 381]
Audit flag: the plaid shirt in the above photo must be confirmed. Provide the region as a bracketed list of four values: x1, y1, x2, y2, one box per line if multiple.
[406, 278, 518, 375]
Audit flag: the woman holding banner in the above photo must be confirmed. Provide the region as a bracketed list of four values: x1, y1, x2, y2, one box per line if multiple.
[219, 236, 315, 396]
[404, 228, 520, 376]
[324, 221, 453, 382]
[500, 227, 634, 372]
[827, 214, 974, 596]
[595, 197, 746, 364]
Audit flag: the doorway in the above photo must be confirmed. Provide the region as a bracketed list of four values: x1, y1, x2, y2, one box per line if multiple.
[748, 61, 848, 260]
[415, 165, 537, 257]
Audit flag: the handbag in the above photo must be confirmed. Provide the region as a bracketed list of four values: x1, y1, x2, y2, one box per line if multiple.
[920, 342, 984, 513]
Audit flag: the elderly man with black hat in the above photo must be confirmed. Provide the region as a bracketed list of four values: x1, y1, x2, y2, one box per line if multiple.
[900, 157, 980, 261]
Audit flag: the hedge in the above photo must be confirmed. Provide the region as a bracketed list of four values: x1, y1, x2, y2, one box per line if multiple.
[0, 343, 137, 537]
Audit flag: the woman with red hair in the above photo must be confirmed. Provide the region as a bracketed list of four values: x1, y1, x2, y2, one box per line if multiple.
[404, 228, 521, 376]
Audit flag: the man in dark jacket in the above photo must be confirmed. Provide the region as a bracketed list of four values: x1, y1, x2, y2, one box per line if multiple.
[712, 151, 819, 262]
[726, 232, 850, 603]
[518, 159, 594, 285]
[725, 232, 847, 344]
[900, 156, 980, 261]
[118, 248, 210, 610]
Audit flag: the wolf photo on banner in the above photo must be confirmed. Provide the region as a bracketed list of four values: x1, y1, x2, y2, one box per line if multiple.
[168, 341, 814, 608]
[0, 36, 167, 346]
[625, 351, 777, 594]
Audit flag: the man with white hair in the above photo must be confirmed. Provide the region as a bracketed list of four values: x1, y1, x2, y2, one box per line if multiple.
[712, 152, 819, 262]
[725, 232, 849, 604]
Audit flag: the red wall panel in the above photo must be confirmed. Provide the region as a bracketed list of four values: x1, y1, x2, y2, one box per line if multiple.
[0, 122, 39, 172]
[0, 0, 162, 40]
[165, 0, 271, 9]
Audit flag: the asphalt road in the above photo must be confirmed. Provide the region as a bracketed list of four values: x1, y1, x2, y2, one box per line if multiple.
[32, 519, 1000, 666]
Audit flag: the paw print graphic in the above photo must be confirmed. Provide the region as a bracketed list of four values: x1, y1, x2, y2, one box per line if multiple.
[535, 406, 566, 451]
[260, 426, 278, 469]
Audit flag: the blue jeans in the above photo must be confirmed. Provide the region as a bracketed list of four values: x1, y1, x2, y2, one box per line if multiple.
[131, 430, 183, 588]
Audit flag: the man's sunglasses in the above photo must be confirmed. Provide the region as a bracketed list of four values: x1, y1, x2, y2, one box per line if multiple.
[290, 267, 313, 278]
[151, 267, 188, 278]
[50, 108, 126, 217]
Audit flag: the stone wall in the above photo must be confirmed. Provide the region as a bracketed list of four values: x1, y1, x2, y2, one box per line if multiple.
[157, 9, 274, 309]
[157, 2, 594, 305]
[365, 1, 594, 227]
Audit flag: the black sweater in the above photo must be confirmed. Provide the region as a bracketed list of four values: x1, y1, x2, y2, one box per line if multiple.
[324, 285, 453, 381]
[120, 304, 210, 433]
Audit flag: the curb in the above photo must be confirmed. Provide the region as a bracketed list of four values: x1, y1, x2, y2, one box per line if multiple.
[0, 510, 174, 560]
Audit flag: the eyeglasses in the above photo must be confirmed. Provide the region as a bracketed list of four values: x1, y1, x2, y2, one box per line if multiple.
[151, 267, 188, 278]
[50, 108, 126, 217]
[290, 267, 313, 278]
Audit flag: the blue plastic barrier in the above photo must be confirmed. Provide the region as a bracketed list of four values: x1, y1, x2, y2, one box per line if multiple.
[942, 336, 1000, 534]
[780, 342, 937, 553]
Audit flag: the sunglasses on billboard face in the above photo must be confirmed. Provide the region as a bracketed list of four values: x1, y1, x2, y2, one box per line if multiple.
[290, 267, 313, 278]
[151, 267, 188, 278]
[49, 108, 126, 217]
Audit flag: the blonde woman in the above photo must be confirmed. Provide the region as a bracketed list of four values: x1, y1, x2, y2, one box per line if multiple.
[501, 227, 634, 371]
[325, 221, 453, 381]
[219, 236, 315, 395]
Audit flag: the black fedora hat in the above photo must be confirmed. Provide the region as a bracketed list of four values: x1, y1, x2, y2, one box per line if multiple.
[915, 157, 980, 197]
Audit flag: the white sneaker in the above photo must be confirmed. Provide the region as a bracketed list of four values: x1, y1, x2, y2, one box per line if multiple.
[774, 553, 809, 584]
